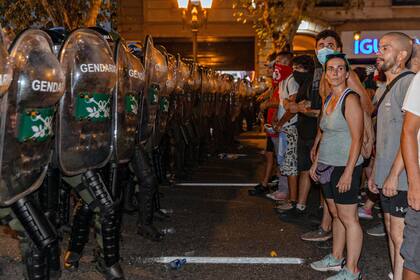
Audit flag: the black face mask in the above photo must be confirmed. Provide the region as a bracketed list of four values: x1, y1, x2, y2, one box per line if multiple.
[293, 71, 312, 85]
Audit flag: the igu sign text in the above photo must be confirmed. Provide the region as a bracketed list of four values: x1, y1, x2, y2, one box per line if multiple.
[354, 37, 420, 55]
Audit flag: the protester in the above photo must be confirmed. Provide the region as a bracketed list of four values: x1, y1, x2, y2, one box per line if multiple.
[309, 53, 364, 280]
[296, 29, 374, 242]
[249, 52, 293, 197]
[368, 32, 414, 280]
[269, 55, 304, 207]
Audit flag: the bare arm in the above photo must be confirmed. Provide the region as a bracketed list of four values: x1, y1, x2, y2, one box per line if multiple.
[337, 94, 363, 192]
[273, 94, 296, 130]
[382, 125, 406, 197]
[401, 112, 420, 210]
[344, 94, 364, 171]
[310, 126, 323, 162]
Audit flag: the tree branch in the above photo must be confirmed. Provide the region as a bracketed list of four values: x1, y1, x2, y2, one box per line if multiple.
[84, 0, 102, 27]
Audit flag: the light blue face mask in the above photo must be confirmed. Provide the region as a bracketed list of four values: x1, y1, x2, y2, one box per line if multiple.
[316, 47, 336, 65]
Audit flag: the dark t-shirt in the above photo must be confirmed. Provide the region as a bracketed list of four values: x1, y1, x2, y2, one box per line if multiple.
[296, 67, 322, 140]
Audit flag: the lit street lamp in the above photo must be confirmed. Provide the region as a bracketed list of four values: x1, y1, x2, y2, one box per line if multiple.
[177, 0, 213, 62]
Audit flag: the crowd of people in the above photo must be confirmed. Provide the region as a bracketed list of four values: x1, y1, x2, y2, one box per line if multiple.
[249, 29, 420, 280]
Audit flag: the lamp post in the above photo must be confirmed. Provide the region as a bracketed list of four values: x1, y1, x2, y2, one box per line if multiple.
[177, 0, 213, 62]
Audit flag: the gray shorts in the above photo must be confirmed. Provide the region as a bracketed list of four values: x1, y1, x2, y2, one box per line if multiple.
[401, 208, 420, 274]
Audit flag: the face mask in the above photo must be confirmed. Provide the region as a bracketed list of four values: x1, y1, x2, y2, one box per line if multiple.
[316, 47, 336, 65]
[293, 71, 312, 85]
[272, 63, 292, 86]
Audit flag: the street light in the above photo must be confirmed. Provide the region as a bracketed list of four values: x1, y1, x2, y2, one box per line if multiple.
[177, 0, 213, 62]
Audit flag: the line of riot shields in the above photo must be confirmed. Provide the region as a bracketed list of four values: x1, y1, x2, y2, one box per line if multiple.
[0, 26, 268, 280]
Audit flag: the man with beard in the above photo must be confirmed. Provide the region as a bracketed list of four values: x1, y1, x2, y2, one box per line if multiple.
[368, 32, 414, 280]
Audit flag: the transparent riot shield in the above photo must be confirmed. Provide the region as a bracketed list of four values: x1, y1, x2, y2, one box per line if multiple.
[0, 29, 65, 206]
[152, 50, 174, 147]
[0, 28, 13, 199]
[57, 28, 116, 176]
[113, 39, 144, 163]
[140, 35, 167, 145]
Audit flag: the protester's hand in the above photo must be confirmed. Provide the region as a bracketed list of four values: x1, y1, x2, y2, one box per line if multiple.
[297, 102, 307, 113]
[408, 184, 420, 210]
[283, 99, 290, 110]
[273, 122, 282, 133]
[383, 174, 398, 197]
[337, 170, 352, 193]
[256, 94, 265, 102]
[309, 162, 319, 182]
[368, 175, 379, 194]
[288, 102, 298, 113]
[260, 101, 267, 111]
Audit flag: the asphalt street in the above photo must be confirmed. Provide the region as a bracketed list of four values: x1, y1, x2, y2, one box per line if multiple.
[0, 131, 390, 280]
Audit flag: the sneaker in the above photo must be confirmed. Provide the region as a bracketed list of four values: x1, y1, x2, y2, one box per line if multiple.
[248, 184, 269, 196]
[266, 191, 288, 201]
[326, 267, 362, 280]
[388, 272, 393, 279]
[310, 254, 344, 272]
[274, 201, 296, 213]
[366, 222, 386, 237]
[358, 206, 373, 220]
[301, 227, 332, 242]
[278, 207, 307, 223]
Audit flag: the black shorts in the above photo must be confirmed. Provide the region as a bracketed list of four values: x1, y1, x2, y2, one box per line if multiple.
[266, 137, 274, 152]
[321, 165, 362, 205]
[297, 137, 314, 172]
[379, 190, 408, 218]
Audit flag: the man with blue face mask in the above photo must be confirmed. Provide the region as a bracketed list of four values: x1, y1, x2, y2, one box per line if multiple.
[282, 30, 372, 243]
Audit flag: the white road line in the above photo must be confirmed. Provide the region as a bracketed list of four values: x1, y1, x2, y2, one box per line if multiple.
[175, 183, 259, 187]
[145, 256, 305, 265]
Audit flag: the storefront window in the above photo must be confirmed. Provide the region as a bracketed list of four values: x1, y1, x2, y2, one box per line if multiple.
[315, 0, 344, 7]
[392, 0, 420, 5]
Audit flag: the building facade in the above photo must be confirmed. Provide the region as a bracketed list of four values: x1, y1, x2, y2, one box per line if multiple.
[118, 0, 420, 76]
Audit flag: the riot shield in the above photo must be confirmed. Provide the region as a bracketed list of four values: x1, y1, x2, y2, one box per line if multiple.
[141, 36, 167, 146]
[113, 39, 145, 163]
[0, 29, 65, 206]
[200, 68, 210, 118]
[0, 28, 13, 198]
[152, 47, 174, 147]
[57, 28, 116, 176]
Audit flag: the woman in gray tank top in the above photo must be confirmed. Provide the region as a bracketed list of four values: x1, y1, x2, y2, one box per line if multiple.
[309, 53, 364, 280]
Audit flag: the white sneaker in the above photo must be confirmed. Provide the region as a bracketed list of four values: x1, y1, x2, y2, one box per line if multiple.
[266, 191, 287, 201]
[388, 272, 393, 279]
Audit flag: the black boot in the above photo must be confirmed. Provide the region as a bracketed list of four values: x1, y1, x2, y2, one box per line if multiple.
[21, 239, 48, 280]
[132, 146, 163, 242]
[122, 177, 137, 214]
[64, 202, 93, 270]
[47, 240, 61, 280]
[136, 192, 163, 242]
[95, 212, 124, 280]
[95, 257, 125, 280]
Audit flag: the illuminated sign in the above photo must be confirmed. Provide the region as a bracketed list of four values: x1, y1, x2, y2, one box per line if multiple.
[354, 37, 420, 55]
